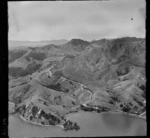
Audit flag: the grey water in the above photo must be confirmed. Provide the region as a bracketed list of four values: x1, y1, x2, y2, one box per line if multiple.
[8, 111, 146, 137]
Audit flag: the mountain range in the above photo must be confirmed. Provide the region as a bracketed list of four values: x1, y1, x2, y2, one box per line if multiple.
[9, 37, 146, 129]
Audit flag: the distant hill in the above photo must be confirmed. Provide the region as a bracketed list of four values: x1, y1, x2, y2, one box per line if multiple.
[9, 37, 145, 79]
[8, 43, 65, 78]
[9, 39, 68, 49]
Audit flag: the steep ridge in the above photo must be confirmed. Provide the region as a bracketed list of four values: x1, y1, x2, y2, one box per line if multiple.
[60, 39, 91, 53]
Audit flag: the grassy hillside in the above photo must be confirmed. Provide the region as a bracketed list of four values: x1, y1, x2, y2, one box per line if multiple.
[9, 63, 41, 78]
[27, 51, 47, 61]
[9, 50, 28, 63]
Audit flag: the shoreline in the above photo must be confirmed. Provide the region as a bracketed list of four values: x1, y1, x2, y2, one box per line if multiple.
[9, 109, 146, 129]
[18, 114, 64, 128]
[102, 111, 146, 120]
[64, 110, 146, 121]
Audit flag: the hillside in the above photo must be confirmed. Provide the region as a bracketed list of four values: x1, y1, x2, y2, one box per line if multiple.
[9, 37, 146, 129]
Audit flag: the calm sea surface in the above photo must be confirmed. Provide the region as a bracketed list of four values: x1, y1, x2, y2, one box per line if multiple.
[9, 111, 147, 138]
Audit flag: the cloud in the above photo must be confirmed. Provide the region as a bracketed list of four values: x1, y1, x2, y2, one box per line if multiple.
[8, 1, 146, 41]
[29, 15, 67, 27]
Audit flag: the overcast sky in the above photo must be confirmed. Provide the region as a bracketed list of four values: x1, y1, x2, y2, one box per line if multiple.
[8, 0, 145, 41]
